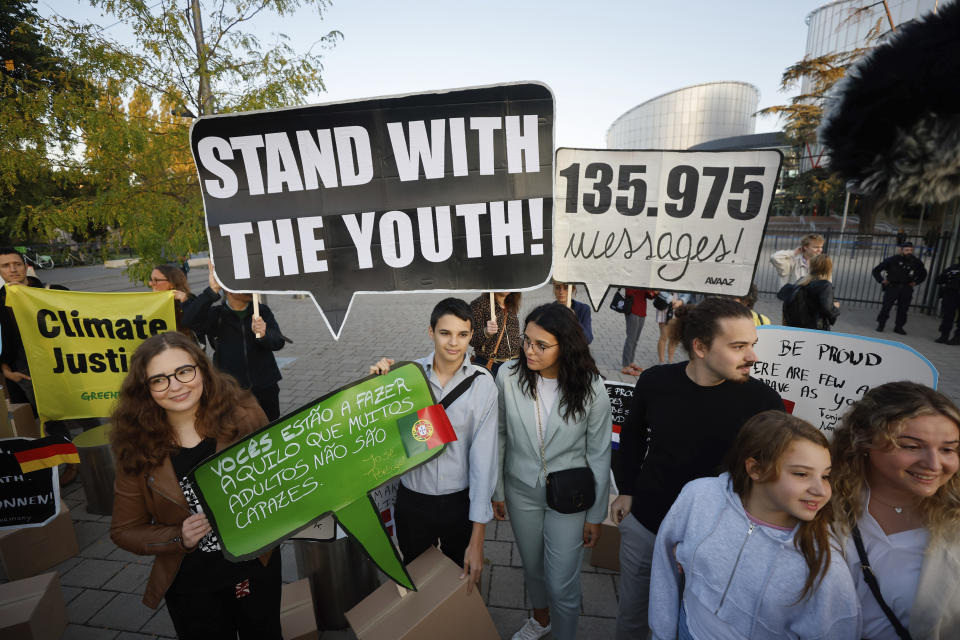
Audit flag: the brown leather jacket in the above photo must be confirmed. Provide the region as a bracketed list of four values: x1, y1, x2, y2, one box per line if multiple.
[110, 402, 272, 608]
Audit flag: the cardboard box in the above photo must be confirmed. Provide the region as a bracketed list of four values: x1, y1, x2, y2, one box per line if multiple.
[0, 572, 67, 640]
[0, 402, 39, 439]
[0, 502, 79, 580]
[590, 493, 621, 572]
[281, 578, 319, 640]
[345, 546, 498, 640]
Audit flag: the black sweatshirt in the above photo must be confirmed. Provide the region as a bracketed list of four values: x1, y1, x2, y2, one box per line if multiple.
[619, 362, 783, 533]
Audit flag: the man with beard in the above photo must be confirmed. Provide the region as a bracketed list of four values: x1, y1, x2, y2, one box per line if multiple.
[872, 241, 927, 335]
[611, 297, 783, 640]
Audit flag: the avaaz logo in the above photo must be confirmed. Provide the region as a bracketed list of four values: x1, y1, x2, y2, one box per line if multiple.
[705, 277, 736, 286]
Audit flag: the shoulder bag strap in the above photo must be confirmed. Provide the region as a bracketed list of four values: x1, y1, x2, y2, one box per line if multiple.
[488, 310, 507, 358]
[440, 370, 484, 410]
[851, 525, 914, 640]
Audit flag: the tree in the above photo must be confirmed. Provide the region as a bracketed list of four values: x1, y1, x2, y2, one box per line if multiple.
[758, 3, 894, 227]
[8, 1, 340, 280]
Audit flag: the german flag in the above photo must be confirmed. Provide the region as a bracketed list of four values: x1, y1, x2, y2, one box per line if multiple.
[396, 404, 457, 458]
[14, 436, 80, 473]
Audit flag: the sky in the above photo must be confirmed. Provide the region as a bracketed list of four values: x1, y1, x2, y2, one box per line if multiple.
[40, 0, 830, 148]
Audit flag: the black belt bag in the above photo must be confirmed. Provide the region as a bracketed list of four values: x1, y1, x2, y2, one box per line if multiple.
[545, 467, 595, 514]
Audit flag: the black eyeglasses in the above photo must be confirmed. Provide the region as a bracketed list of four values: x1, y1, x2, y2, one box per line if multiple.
[522, 335, 558, 354]
[147, 364, 198, 392]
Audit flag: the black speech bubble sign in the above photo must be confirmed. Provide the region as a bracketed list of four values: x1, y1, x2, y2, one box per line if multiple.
[190, 83, 554, 337]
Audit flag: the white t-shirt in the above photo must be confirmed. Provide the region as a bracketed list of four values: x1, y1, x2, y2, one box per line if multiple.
[535, 375, 559, 442]
[845, 502, 929, 640]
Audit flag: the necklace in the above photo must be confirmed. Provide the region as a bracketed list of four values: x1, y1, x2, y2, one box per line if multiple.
[871, 494, 908, 514]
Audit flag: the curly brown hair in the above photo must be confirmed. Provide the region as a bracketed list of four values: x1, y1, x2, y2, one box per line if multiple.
[110, 331, 257, 476]
[831, 381, 960, 540]
[727, 410, 834, 602]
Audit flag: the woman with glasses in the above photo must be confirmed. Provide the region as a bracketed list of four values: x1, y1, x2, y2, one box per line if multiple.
[148, 264, 204, 346]
[492, 303, 611, 640]
[109, 332, 281, 639]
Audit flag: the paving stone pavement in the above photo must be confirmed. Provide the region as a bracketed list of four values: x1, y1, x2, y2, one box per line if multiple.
[2, 263, 957, 639]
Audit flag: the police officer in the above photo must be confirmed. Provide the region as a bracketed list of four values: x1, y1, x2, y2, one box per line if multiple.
[934, 256, 960, 344]
[872, 241, 927, 334]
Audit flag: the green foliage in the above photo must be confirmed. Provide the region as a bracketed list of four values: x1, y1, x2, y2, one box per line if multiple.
[758, 6, 889, 218]
[2, 0, 340, 282]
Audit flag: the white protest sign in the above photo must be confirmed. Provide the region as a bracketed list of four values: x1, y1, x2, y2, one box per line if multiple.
[553, 149, 782, 309]
[753, 327, 938, 435]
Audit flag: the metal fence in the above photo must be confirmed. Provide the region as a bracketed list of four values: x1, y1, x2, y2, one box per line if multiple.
[754, 230, 953, 314]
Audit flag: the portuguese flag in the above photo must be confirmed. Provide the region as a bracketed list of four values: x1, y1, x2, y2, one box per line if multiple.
[396, 404, 457, 457]
[14, 436, 80, 473]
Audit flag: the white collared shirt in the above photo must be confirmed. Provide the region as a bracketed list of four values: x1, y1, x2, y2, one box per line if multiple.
[399, 353, 498, 523]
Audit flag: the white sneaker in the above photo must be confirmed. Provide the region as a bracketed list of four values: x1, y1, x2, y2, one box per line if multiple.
[512, 616, 552, 640]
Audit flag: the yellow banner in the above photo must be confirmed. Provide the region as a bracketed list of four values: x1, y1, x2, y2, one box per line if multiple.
[6, 287, 176, 420]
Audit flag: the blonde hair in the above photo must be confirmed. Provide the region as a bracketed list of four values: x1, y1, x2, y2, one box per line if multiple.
[798, 254, 833, 286]
[802, 233, 824, 248]
[831, 382, 960, 540]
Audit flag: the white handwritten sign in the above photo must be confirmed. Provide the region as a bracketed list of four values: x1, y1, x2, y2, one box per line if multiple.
[753, 327, 938, 435]
[553, 148, 782, 309]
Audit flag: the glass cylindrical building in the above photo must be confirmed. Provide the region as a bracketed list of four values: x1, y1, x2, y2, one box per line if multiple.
[606, 81, 759, 150]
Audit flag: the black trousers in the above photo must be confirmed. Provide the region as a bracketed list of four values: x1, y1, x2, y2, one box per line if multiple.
[941, 292, 960, 336]
[877, 284, 914, 329]
[164, 552, 282, 640]
[395, 483, 471, 568]
[251, 384, 281, 422]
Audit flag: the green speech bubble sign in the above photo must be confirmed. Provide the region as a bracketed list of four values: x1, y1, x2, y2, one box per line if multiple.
[189, 362, 445, 589]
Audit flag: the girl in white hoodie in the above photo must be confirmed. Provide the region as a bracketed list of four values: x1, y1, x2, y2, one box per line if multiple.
[649, 411, 860, 639]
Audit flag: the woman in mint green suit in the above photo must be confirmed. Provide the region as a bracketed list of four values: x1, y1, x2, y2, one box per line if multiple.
[492, 303, 611, 640]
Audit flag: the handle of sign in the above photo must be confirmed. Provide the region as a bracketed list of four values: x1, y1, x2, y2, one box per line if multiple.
[489, 292, 495, 322]
[566, 284, 573, 308]
[253, 294, 262, 338]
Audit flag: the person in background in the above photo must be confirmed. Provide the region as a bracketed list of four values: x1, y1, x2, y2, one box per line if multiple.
[654, 291, 689, 364]
[872, 241, 927, 335]
[770, 233, 825, 287]
[783, 254, 841, 331]
[148, 264, 203, 345]
[0, 248, 40, 409]
[934, 256, 960, 344]
[181, 264, 286, 421]
[621, 288, 656, 376]
[830, 382, 960, 639]
[110, 332, 280, 639]
[492, 303, 610, 640]
[733, 283, 771, 326]
[612, 297, 783, 640]
[469, 291, 522, 376]
[551, 280, 593, 344]
[649, 412, 860, 640]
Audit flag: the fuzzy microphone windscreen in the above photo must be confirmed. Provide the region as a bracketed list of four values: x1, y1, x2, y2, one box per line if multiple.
[820, 1, 960, 204]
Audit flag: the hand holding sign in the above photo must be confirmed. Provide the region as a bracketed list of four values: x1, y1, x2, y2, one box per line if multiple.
[189, 362, 453, 589]
[553, 149, 782, 309]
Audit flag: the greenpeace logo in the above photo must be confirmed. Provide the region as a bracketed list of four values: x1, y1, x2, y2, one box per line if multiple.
[705, 277, 735, 286]
[80, 391, 120, 401]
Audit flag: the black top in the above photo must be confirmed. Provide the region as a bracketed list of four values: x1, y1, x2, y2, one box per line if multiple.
[872, 254, 927, 285]
[619, 362, 783, 533]
[169, 439, 255, 593]
[804, 280, 841, 331]
[180, 287, 285, 390]
[937, 263, 960, 293]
